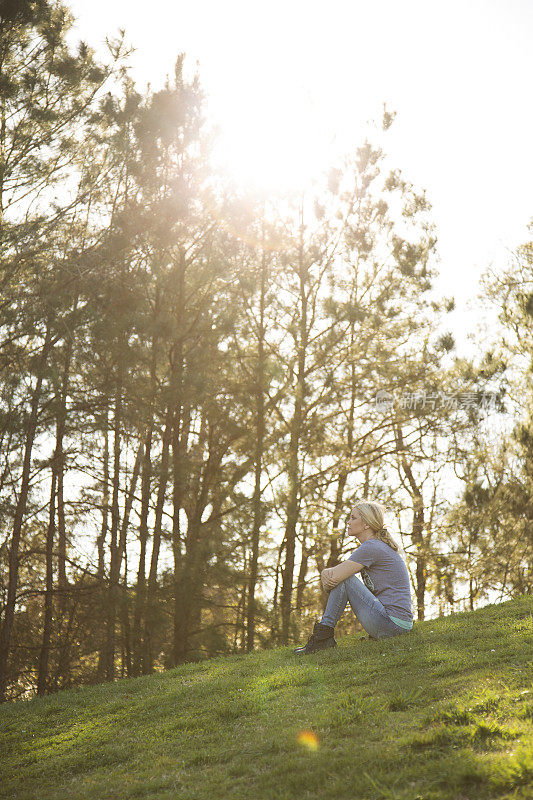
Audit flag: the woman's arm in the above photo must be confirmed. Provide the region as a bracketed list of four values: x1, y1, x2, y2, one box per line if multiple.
[321, 559, 363, 590]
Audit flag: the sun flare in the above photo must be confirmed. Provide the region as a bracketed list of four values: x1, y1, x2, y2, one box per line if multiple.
[210, 84, 338, 194]
[296, 729, 320, 751]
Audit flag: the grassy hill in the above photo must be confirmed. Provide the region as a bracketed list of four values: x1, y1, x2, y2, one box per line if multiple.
[1, 596, 532, 800]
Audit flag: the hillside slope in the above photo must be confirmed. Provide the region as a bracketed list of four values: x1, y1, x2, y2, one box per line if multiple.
[1, 596, 532, 800]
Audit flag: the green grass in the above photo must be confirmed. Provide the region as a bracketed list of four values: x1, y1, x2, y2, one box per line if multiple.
[1, 596, 532, 800]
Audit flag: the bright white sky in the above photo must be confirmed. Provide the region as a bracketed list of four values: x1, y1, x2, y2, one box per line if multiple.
[68, 0, 533, 353]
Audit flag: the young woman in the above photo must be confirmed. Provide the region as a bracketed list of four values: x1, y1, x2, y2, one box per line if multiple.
[294, 500, 413, 654]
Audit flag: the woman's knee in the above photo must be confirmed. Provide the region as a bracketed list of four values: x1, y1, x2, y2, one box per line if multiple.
[343, 574, 366, 598]
[344, 574, 360, 587]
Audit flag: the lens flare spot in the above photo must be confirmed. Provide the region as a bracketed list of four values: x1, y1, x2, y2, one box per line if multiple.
[296, 729, 319, 751]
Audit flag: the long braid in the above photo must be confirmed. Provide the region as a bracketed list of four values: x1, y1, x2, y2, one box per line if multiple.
[373, 526, 399, 552]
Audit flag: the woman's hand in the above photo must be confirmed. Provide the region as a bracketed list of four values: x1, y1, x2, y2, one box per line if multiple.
[321, 560, 361, 591]
[321, 568, 336, 591]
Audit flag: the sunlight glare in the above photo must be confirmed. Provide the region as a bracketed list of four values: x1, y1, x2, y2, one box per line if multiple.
[211, 85, 337, 194]
[296, 729, 320, 751]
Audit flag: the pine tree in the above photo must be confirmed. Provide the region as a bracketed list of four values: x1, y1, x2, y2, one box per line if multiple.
[0, 0, 126, 699]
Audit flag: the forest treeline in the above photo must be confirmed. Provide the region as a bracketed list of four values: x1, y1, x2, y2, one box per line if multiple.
[0, 1, 531, 701]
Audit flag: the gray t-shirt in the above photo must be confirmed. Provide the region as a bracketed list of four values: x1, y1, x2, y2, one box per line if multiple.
[348, 538, 413, 621]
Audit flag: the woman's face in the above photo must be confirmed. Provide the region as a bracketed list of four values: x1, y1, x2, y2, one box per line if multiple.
[347, 507, 369, 541]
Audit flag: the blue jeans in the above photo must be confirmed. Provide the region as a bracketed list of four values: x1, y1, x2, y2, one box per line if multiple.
[320, 574, 411, 639]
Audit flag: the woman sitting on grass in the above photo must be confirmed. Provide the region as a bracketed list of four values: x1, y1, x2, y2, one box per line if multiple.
[294, 500, 413, 654]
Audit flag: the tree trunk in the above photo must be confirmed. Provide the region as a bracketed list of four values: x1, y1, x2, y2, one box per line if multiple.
[55, 323, 74, 685]
[172, 401, 189, 666]
[468, 538, 475, 611]
[37, 469, 57, 696]
[280, 204, 307, 645]
[104, 435, 142, 680]
[295, 532, 308, 612]
[172, 414, 213, 664]
[96, 415, 109, 682]
[246, 246, 267, 652]
[56, 308, 75, 611]
[329, 472, 348, 568]
[270, 538, 284, 645]
[173, 517, 202, 664]
[132, 428, 152, 676]
[38, 330, 74, 696]
[143, 401, 174, 672]
[102, 382, 122, 680]
[328, 314, 360, 567]
[395, 424, 426, 619]
[132, 325, 158, 676]
[0, 322, 52, 701]
[121, 548, 132, 678]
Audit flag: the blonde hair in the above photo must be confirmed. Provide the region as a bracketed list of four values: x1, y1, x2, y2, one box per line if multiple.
[353, 499, 399, 551]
